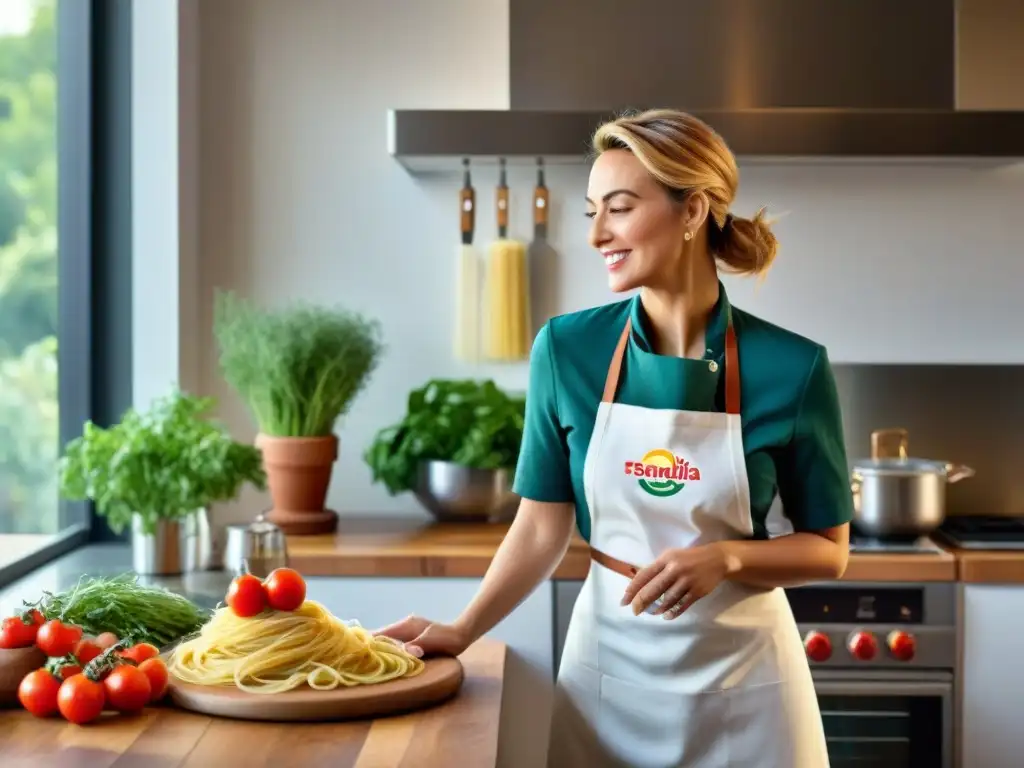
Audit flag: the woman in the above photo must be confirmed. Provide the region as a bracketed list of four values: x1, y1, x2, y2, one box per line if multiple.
[375, 109, 852, 768]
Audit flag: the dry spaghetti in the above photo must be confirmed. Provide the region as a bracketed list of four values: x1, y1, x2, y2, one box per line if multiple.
[166, 600, 424, 694]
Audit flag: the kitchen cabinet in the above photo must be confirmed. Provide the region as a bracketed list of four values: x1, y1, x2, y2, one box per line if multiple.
[960, 585, 1024, 768]
[553, 580, 584, 677]
[305, 577, 554, 768]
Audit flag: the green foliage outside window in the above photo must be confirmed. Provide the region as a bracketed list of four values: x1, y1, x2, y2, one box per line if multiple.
[0, 1, 60, 534]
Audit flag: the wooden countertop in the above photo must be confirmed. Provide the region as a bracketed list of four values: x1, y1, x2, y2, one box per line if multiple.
[287, 517, 960, 582]
[842, 548, 958, 582]
[0, 638, 506, 768]
[949, 548, 1024, 584]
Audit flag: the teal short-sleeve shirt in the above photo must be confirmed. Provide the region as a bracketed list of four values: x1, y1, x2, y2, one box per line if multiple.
[512, 282, 854, 542]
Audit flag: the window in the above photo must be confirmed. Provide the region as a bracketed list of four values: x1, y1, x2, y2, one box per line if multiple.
[0, 0, 123, 587]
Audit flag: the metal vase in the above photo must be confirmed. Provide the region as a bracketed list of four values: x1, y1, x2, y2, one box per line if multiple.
[130, 510, 212, 575]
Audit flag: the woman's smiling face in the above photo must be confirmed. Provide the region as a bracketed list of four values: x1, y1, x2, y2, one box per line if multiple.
[586, 149, 695, 293]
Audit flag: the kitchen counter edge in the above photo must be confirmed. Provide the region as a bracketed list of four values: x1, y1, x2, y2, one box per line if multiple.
[949, 548, 1024, 584]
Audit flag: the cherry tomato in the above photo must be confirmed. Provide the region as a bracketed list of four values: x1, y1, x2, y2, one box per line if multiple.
[73, 639, 103, 665]
[103, 664, 151, 713]
[137, 657, 169, 702]
[226, 573, 267, 618]
[36, 620, 83, 658]
[119, 642, 160, 664]
[18, 668, 62, 717]
[94, 632, 119, 649]
[44, 652, 84, 680]
[16, 609, 45, 629]
[57, 674, 106, 725]
[0, 609, 43, 648]
[55, 663, 82, 680]
[263, 568, 306, 612]
[0, 616, 37, 649]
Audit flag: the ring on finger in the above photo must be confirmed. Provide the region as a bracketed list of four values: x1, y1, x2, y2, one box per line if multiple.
[637, 577, 676, 614]
[666, 594, 691, 617]
[652, 586, 688, 615]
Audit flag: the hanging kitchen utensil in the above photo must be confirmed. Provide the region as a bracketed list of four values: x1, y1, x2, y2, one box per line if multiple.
[485, 158, 530, 361]
[528, 157, 559, 341]
[454, 158, 482, 362]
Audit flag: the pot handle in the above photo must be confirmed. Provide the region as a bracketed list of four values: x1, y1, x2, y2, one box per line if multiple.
[946, 464, 975, 483]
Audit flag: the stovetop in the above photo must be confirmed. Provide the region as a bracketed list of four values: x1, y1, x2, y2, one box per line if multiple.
[849, 535, 945, 555]
[935, 516, 1024, 550]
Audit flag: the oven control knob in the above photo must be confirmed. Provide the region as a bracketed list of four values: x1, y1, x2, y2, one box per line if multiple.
[887, 630, 916, 661]
[847, 630, 878, 661]
[803, 631, 832, 662]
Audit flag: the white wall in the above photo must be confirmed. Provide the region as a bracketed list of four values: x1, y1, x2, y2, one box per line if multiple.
[131, 0, 202, 408]
[177, 0, 1024, 525]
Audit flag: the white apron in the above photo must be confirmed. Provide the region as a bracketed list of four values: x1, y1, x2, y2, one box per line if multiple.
[548, 315, 829, 768]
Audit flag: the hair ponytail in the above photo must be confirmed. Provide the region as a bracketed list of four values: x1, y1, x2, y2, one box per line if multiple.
[711, 207, 778, 277]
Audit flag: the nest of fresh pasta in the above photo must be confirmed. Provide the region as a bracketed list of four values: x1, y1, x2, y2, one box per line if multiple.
[167, 569, 424, 694]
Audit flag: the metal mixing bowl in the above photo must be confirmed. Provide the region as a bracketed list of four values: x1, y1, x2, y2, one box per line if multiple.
[413, 460, 520, 523]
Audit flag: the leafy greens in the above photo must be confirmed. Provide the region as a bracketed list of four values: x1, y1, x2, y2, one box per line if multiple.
[58, 389, 266, 535]
[364, 378, 526, 495]
[27, 573, 211, 648]
[213, 290, 384, 437]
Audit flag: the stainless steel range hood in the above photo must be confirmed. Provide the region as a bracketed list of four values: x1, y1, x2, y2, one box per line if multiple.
[389, 0, 1024, 171]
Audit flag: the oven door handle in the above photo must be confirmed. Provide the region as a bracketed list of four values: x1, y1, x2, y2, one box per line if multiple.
[813, 679, 951, 697]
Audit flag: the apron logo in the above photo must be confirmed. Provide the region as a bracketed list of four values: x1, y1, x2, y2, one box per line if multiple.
[624, 449, 701, 497]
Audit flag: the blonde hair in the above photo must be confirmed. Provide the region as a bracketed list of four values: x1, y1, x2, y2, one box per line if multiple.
[592, 109, 777, 277]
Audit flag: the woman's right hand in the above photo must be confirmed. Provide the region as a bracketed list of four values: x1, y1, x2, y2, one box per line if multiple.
[372, 615, 473, 659]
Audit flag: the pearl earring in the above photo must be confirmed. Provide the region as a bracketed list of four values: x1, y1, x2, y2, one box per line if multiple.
[684, 231, 692, 241]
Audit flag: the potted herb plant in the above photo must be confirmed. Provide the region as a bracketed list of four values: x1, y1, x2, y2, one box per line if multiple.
[213, 290, 384, 535]
[364, 378, 526, 522]
[57, 389, 267, 575]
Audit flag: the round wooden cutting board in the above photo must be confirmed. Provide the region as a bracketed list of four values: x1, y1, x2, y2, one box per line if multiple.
[0, 647, 46, 708]
[167, 655, 465, 722]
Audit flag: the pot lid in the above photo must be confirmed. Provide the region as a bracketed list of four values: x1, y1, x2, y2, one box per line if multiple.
[247, 513, 282, 535]
[852, 457, 949, 475]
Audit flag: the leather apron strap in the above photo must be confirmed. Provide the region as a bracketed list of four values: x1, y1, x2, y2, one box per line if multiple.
[590, 311, 740, 577]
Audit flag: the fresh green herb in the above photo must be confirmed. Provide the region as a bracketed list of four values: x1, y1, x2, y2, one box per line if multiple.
[212, 290, 385, 437]
[25, 573, 211, 648]
[364, 378, 526, 495]
[57, 389, 266, 535]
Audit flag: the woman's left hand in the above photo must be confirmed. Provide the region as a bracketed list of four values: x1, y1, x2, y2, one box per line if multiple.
[621, 542, 735, 619]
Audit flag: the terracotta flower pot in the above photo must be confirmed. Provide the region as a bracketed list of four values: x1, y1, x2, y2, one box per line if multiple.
[255, 433, 339, 535]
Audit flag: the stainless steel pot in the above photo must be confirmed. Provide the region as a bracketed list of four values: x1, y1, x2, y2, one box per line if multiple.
[851, 458, 974, 538]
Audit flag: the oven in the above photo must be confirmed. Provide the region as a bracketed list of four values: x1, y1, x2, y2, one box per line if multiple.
[812, 672, 952, 767]
[789, 582, 957, 768]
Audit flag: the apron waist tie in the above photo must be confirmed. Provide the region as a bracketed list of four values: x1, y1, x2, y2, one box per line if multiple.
[589, 547, 638, 579]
